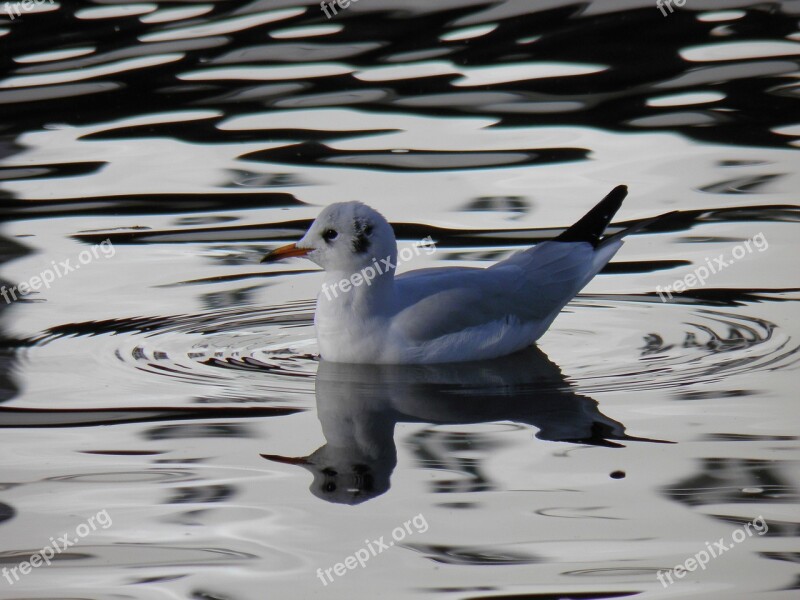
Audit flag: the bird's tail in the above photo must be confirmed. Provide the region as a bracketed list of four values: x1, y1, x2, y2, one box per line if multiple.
[555, 185, 628, 248]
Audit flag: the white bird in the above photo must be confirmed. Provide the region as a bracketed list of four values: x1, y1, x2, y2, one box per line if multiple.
[262, 185, 640, 364]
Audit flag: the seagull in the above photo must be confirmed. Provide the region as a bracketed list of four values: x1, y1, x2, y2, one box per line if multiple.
[262, 185, 641, 364]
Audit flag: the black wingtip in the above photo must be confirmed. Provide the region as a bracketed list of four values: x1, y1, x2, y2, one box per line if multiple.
[610, 184, 628, 201]
[555, 185, 629, 247]
[598, 209, 680, 247]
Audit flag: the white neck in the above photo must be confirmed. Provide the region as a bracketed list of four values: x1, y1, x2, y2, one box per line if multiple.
[318, 261, 397, 319]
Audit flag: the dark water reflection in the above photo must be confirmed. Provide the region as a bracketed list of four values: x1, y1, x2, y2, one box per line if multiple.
[1, 1, 799, 598]
[263, 347, 671, 505]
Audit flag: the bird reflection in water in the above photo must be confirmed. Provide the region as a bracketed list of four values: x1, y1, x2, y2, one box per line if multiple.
[262, 347, 670, 504]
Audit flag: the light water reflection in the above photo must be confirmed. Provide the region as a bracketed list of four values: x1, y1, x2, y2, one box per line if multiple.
[1, 0, 799, 598]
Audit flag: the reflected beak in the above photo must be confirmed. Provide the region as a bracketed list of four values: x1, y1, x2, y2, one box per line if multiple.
[260, 453, 309, 465]
[260, 243, 310, 263]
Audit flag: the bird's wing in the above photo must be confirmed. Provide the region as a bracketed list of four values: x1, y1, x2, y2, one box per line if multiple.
[491, 239, 621, 314]
[392, 241, 605, 343]
[389, 185, 633, 346]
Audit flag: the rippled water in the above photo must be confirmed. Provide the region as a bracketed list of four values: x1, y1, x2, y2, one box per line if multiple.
[1, 1, 799, 598]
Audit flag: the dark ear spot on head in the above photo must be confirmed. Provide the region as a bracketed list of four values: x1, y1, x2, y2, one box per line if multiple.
[352, 218, 372, 254]
[353, 233, 371, 254]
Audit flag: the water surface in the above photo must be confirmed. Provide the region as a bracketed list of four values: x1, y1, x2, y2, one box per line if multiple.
[1, 1, 799, 598]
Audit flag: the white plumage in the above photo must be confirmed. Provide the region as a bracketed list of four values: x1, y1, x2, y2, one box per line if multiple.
[262, 186, 633, 364]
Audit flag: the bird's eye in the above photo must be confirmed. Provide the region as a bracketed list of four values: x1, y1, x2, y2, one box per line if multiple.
[322, 229, 338, 242]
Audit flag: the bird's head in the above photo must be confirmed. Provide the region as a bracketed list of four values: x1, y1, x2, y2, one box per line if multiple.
[261, 201, 397, 273]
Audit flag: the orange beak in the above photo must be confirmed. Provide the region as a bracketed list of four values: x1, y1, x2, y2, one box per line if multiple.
[260, 243, 310, 263]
